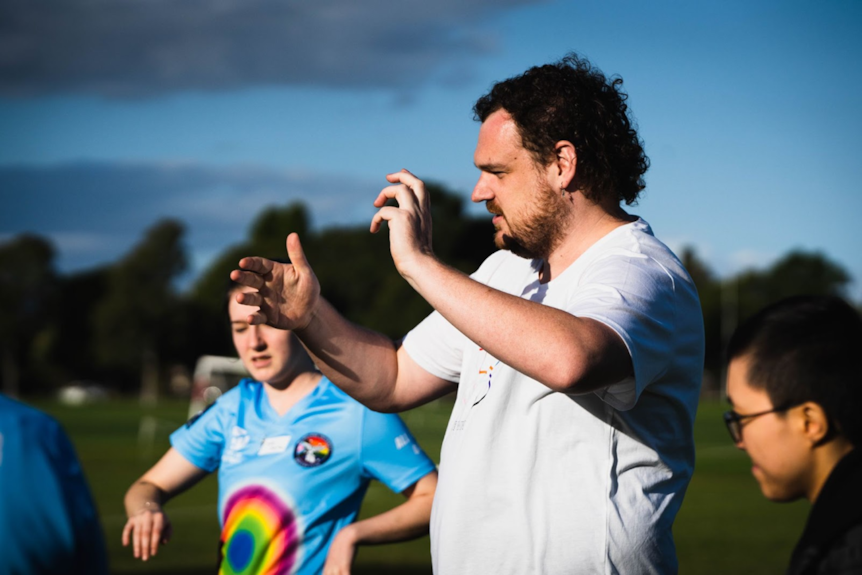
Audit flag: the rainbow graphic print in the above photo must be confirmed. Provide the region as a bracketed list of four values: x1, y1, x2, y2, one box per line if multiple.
[219, 484, 300, 575]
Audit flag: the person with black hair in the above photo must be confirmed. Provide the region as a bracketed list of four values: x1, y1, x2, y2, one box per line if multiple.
[725, 295, 862, 575]
[233, 53, 704, 574]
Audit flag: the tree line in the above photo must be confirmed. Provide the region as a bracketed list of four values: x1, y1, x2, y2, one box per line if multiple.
[0, 183, 853, 398]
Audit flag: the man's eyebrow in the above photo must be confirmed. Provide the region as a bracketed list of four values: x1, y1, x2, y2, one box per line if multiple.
[475, 162, 508, 171]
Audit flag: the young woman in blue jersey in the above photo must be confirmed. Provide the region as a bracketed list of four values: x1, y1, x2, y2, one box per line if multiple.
[122, 284, 438, 575]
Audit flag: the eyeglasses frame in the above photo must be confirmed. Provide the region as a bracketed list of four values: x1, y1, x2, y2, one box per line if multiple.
[722, 403, 800, 443]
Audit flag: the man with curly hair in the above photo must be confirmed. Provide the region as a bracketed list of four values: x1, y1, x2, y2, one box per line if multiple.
[232, 53, 704, 574]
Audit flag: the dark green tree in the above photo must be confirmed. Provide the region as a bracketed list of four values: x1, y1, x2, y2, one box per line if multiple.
[0, 235, 57, 396]
[680, 247, 721, 385]
[736, 250, 851, 323]
[93, 219, 188, 398]
[47, 267, 110, 386]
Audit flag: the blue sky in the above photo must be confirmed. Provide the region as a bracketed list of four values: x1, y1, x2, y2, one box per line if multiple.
[2, 0, 861, 299]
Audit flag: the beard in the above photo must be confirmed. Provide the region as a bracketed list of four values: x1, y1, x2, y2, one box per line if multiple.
[489, 182, 569, 260]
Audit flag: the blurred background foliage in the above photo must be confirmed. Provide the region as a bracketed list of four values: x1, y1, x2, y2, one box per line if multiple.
[0, 180, 855, 399]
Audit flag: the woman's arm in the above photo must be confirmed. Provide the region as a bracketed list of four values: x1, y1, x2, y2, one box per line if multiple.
[122, 448, 209, 561]
[322, 471, 438, 575]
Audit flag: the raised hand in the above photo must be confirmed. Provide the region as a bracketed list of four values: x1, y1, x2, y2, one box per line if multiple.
[370, 169, 435, 281]
[230, 233, 320, 331]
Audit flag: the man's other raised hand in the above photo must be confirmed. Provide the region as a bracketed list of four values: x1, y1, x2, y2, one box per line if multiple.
[370, 169, 435, 283]
[230, 233, 320, 331]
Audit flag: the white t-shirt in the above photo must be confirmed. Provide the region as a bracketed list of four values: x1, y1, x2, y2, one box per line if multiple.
[403, 218, 704, 575]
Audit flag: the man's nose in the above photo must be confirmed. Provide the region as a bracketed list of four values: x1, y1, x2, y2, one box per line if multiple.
[471, 175, 494, 203]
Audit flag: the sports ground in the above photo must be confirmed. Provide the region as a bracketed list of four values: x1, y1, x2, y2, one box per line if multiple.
[36, 397, 808, 574]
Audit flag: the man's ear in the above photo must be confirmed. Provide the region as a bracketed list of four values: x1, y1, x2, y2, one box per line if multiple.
[798, 402, 831, 446]
[554, 140, 577, 190]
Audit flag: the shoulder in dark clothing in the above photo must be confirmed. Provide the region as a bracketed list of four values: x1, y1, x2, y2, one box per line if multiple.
[788, 450, 862, 575]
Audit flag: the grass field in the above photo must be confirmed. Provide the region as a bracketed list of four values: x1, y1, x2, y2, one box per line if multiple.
[34, 397, 808, 574]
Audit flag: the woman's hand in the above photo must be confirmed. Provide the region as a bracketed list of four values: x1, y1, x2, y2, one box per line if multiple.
[121, 506, 173, 561]
[323, 524, 359, 575]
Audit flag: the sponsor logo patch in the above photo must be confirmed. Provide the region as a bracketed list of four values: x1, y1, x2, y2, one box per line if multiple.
[229, 426, 251, 451]
[293, 433, 332, 467]
[394, 433, 411, 450]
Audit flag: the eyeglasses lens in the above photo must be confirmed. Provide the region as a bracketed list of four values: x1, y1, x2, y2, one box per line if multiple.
[729, 420, 740, 443]
[722, 412, 741, 443]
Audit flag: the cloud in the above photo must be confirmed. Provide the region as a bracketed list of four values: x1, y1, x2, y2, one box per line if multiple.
[0, 0, 540, 98]
[0, 160, 382, 273]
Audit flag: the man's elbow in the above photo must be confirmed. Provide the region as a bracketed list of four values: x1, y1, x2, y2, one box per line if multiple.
[542, 361, 591, 393]
[360, 388, 408, 413]
[541, 355, 630, 394]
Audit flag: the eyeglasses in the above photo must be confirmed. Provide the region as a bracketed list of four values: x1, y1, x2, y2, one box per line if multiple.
[722, 404, 797, 443]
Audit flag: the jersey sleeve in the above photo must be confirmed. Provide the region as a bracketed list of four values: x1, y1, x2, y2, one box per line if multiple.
[359, 409, 436, 494]
[170, 390, 237, 472]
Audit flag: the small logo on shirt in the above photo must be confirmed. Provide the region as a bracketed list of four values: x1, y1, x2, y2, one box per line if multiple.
[229, 426, 250, 451]
[394, 433, 411, 450]
[294, 433, 332, 467]
[222, 426, 251, 465]
[473, 347, 500, 407]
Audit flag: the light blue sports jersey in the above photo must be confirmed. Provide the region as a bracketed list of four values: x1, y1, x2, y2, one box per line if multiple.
[171, 376, 436, 575]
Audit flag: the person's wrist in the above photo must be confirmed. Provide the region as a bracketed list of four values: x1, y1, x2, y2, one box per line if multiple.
[293, 303, 320, 335]
[135, 500, 162, 515]
[397, 250, 437, 286]
[337, 523, 360, 546]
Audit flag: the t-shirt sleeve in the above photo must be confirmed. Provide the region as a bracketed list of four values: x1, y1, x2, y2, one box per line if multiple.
[170, 395, 233, 473]
[567, 253, 679, 411]
[402, 251, 512, 382]
[360, 410, 436, 494]
[401, 310, 466, 383]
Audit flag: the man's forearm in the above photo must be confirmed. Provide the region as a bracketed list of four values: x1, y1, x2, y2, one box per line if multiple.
[295, 297, 401, 410]
[403, 255, 632, 392]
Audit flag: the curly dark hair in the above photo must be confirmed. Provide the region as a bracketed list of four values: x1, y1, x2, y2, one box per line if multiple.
[728, 295, 862, 447]
[473, 53, 649, 206]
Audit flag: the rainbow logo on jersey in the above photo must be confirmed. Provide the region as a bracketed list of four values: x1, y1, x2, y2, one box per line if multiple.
[293, 433, 332, 467]
[219, 484, 300, 575]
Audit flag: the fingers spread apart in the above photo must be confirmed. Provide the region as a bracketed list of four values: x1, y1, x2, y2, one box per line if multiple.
[230, 269, 265, 290]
